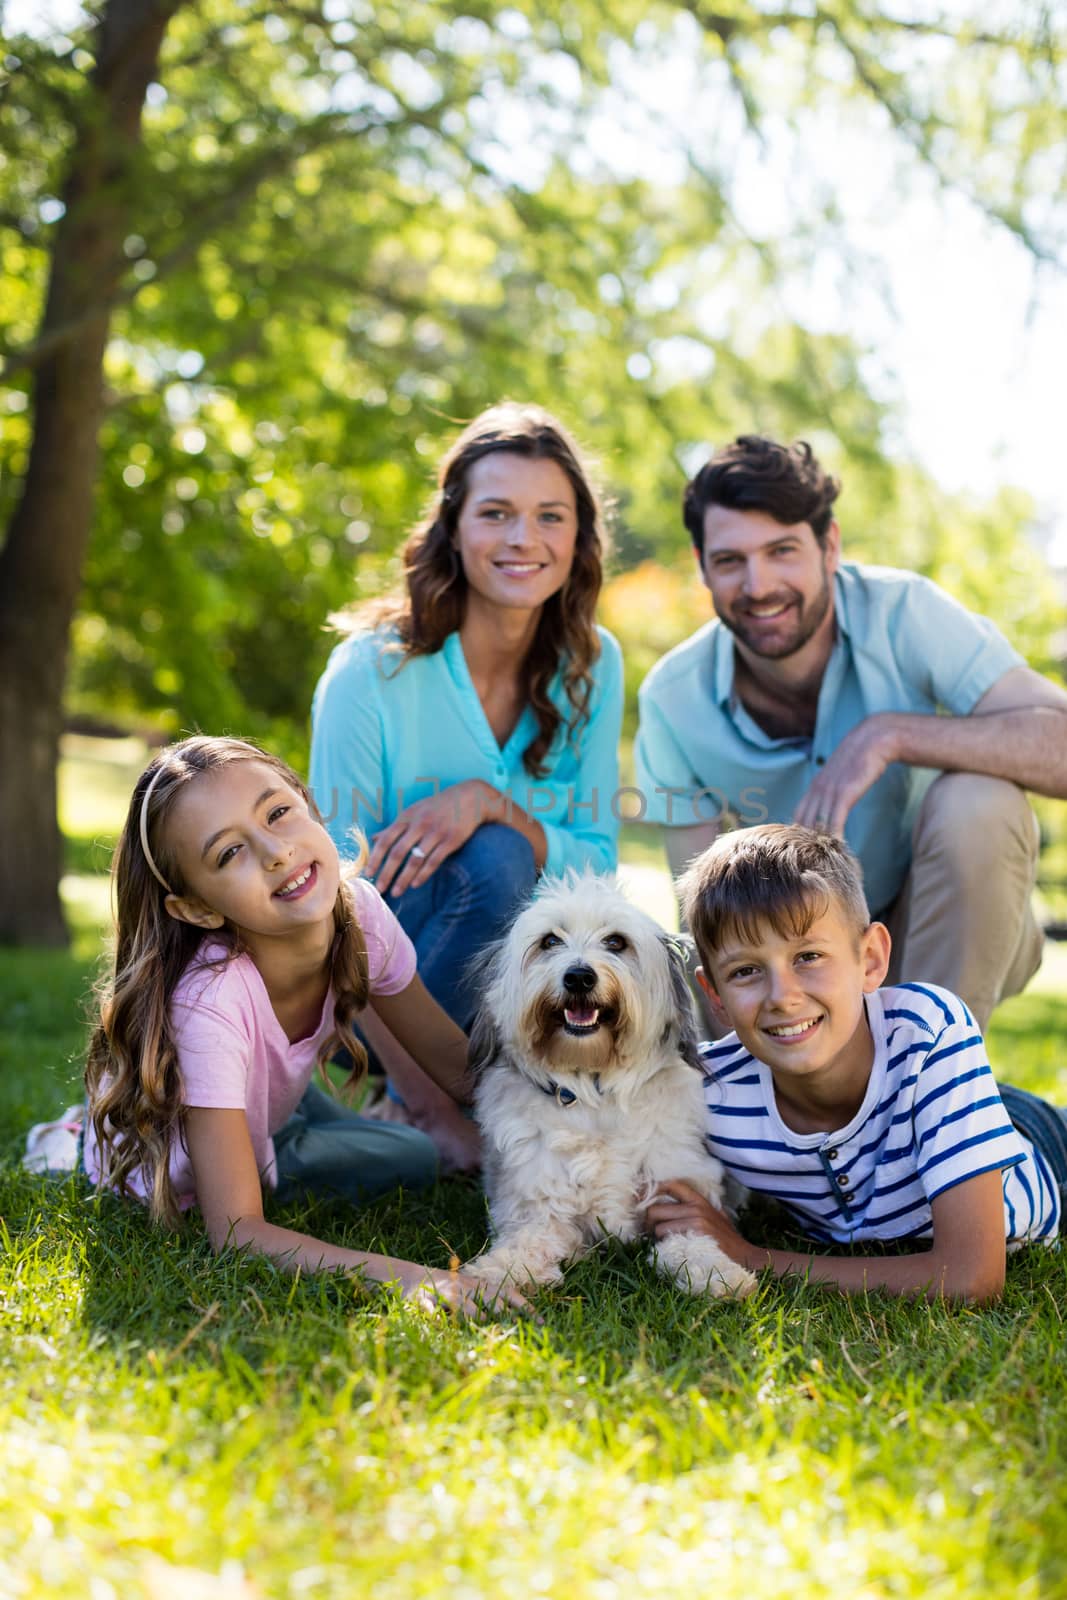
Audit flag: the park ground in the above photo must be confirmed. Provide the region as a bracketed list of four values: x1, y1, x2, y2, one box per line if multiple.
[2, 738, 1067, 1598]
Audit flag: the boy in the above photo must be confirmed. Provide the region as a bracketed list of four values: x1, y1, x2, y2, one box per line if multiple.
[645, 824, 1067, 1302]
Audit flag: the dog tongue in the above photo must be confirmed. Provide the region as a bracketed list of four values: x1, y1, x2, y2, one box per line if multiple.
[565, 1004, 599, 1027]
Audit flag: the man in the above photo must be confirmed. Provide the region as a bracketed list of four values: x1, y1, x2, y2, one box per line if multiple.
[634, 434, 1067, 1029]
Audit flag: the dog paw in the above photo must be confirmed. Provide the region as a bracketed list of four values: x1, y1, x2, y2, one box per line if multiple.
[651, 1235, 757, 1299]
[699, 1259, 758, 1299]
[462, 1249, 561, 1292]
[458, 1271, 517, 1308]
[669, 1256, 757, 1299]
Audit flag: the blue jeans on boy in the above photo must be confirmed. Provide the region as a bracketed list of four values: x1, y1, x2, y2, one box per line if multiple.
[388, 822, 538, 1030]
[998, 1082, 1067, 1208]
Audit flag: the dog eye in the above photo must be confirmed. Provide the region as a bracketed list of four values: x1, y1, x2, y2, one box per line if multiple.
[540, 932, 563, 950]
[602, 934, 628, 952]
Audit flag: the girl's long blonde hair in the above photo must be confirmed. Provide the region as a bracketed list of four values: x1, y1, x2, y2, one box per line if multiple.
[85, 735, 370, 1229]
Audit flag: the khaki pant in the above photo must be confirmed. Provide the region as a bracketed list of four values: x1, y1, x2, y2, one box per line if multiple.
[881, 773, 1044, 1032]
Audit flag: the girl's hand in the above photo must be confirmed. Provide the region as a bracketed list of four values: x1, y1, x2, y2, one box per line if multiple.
[392, 1259, 534, 1320]
[644, 1179, 756, 1270]
[367, 781, 497, 897]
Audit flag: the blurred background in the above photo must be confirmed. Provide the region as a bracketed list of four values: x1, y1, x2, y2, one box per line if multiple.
[1, 0, 1065, 946]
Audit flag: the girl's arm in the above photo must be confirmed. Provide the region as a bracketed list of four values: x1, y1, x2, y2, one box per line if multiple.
[367, 974, 473, 1104]
[184, 1106, 526, 1314]
[645, 1173, 1007, 1304]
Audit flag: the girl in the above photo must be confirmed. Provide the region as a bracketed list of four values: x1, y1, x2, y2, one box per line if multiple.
[310, 402, 624, 1164]
[84, 735, 527, 1317]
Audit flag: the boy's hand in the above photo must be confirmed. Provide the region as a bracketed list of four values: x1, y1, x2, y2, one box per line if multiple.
[644, 1179, 756, 1270]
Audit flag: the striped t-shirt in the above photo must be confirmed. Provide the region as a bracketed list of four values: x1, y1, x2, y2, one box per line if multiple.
[701, 983, 1060, 1246]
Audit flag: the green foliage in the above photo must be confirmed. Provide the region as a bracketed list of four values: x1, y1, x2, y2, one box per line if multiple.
[1, 1, 1064, 767]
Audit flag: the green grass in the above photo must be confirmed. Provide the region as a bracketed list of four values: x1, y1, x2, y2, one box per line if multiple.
[2, 746, 1067, 1596]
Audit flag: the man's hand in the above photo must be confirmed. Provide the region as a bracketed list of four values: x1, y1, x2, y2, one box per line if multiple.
[644, 1179, 757, 1271]
[367, 780, 498, 896]
[793, 714, 900, 835]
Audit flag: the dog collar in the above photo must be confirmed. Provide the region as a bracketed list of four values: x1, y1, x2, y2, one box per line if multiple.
[539, 1074, 601, 1108]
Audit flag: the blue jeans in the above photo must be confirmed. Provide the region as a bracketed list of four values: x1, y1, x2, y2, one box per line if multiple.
[998, 1082, 1067, 1203]
[388, 823, 538, 1030]
[273, 1082, 438, 1205]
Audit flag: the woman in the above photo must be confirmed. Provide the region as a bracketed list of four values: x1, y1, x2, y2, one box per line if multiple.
[309, 402, 623, 1166]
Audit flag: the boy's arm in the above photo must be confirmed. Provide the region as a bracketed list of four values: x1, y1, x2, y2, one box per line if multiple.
[646, 1173, 1007, 1304]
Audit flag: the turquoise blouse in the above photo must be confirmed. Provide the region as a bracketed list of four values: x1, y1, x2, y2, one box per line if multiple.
[309, 625, 624, 876]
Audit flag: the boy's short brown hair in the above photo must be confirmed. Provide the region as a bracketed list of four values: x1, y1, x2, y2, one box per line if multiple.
[679, 824, 871, 965]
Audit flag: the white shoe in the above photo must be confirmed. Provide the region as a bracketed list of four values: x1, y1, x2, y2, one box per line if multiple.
[23, 1106, 83, 1173]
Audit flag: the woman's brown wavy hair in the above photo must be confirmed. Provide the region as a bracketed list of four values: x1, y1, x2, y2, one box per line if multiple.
[84, 735, 370, 1230]
[334, 402, 609, 777]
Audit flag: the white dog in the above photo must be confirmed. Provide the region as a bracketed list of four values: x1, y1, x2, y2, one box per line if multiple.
[463, 872, 756, 1300]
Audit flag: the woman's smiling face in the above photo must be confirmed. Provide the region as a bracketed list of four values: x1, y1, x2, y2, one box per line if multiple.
[453, 452, 579, 619]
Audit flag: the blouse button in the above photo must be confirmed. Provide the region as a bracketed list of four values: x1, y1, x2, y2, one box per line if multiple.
[826, 1148, 839, 1160]
[837, 1174, 849, 1188]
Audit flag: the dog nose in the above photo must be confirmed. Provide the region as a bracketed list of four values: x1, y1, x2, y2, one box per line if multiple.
[562, 963, 597, 995]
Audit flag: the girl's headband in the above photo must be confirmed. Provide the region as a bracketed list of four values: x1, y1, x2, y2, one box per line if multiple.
[139, 765, 173, 894]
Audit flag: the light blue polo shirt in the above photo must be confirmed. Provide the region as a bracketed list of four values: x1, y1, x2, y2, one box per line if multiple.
[634, 563, 1022, 913]
[310, 625, 623, 877]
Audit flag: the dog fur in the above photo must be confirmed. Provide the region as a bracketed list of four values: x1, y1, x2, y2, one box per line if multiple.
[463, 872, 756, 1299]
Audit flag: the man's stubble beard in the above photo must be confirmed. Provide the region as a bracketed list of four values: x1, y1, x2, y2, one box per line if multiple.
[719, 565, 834, 661]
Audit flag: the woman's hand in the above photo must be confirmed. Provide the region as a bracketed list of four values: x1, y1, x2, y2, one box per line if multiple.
[367, 780, 499, 897]
[644, 1179, 757, 1270]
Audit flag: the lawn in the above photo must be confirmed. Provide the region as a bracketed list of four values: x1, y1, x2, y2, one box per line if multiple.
[2, 742, 1066, 1599]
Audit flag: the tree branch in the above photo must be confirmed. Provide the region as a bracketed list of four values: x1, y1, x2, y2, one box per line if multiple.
[0, 106, 387, 382]
[681, 0, 1064, 270]
[682, 3, 1034, 52]
[821, 12, 1063, 269]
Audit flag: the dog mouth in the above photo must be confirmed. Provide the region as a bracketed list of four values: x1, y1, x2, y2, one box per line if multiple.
[559, 1002, 616, 1037]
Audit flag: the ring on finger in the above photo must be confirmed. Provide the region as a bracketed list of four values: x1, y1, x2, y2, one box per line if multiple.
[409, 844, 427, 859]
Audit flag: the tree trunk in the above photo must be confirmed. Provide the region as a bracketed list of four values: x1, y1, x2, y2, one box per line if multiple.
[0, 0, 184, 944]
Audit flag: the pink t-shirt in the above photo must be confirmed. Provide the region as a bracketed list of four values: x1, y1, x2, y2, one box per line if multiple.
[85, 877, 416, 1208]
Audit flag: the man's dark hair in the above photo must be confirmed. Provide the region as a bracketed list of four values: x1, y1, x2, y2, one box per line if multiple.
[683, 435, 841, 555]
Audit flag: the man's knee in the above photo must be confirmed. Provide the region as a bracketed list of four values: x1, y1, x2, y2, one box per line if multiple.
[915, 773, 1039, 864]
